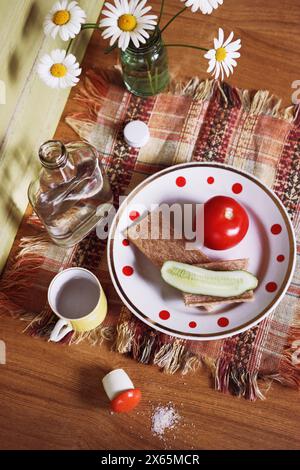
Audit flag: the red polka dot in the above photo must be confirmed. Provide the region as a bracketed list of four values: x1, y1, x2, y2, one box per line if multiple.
[129, 210, 140, 221]
[189, 321, 197, 329]
[176, 176, 186, 187]
[277, 254, 285, 262]
[159, 310, 170, 320]
[122, 239, 130, 247]
[207, 176, 214, 184]
[232, 183, 243, 194]
[218, 317, 229, 328]
[271, 224, 282, 235]
[266, 282, 277, 293]
[122, 266, 134, 276]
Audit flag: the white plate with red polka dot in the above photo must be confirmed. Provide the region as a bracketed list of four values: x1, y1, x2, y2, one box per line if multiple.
[107, 162, 296, 340]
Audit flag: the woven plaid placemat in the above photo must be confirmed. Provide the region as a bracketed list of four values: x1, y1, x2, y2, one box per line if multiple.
[1, 69, 299, 400]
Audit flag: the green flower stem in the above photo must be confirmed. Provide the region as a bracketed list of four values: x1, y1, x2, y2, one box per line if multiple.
[81, 23, 99, 28]
[81, 24, 100, 30]
[104, 44, 118, 54]
[160, 6, 187, 33]
[147, 70, 156, 95]
[81, 23, 117, 55]
[158, 0, 165, 25]
[64, 0, 105, 56]
[154, 66, 159, 91]
[66, 39, 74, 54]
[64, 24, 101, 55]
[164, 44, 209, 52]
[147, 60, 156, 95]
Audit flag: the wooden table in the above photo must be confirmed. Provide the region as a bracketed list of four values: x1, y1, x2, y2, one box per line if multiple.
[1, 0, 300, 450]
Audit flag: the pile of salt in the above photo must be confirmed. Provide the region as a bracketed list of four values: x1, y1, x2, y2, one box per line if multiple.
[151, 403, 181, 439]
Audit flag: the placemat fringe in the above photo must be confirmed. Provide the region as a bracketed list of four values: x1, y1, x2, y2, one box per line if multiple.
[115, 309, 136, 354]
[270, 310, 300, 389]
[153, 339, 186, 374]
[66, 70, 299, 145]
[0, 292, 26, 318]
[0, 235, 51, 308]
[181, 353, 202, 375]
[294, 104, 300, 126]
[70, 324, 116, 346]
[66, 69, 123, 143]
[0, 215, 74, 328]
[215, 357, 265, 400]
[138, 333, 157, 364]
[24, 306, 57, 338]
[239, 89, 298, 122]
[169, 76, 214, 101]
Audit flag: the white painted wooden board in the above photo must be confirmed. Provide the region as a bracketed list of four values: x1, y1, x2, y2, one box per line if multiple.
[0, 0, 103, 272]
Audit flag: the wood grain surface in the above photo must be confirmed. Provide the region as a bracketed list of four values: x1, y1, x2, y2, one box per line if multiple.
[1, 0, 300, 450]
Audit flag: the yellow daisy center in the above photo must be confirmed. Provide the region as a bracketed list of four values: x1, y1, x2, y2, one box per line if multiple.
[53, 10, 71, 26]
[118, 14, 137, 32]
[215, 47, 227, 62]
[50, 63, 67, 78]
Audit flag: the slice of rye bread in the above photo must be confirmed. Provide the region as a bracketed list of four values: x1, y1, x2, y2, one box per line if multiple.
[183, 259, 254, 308]
[126, 209, 210, 267]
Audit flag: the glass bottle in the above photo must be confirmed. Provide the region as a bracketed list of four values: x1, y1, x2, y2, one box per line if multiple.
[28, 140, 113, 247]
[120, 29, 169, 97]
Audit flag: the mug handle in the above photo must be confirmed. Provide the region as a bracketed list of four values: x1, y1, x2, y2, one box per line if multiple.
[49, 318, 73, 343]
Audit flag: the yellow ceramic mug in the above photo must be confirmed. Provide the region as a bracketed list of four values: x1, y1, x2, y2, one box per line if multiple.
[48, 268, 107, 342]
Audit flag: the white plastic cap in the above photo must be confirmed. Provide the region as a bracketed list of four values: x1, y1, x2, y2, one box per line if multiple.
[102, 369, 134, 401]
[123, 120, 150, 148]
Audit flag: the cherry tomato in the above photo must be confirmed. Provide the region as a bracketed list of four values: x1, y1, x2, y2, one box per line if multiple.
[203, 196, 249, 250]
[111, 389, 141, 413]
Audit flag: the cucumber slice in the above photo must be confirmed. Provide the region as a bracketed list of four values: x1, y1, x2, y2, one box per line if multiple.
[161, 261, 258, 298]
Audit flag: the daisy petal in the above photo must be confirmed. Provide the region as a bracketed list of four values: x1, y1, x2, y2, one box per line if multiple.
[182, 0, 223, 15]
[222, 61, 230, 77]
[228, 51, 240, 59]
[204, 49, 215, 59]
[109, 30, 121, 46]
[134, 31, 147, 43]
[207, 59, 216, 74]
[99, 18, 116, 27]
[223, 31, 234, 47]
[226, 40, 241, 52]
[214, 61, 221, 79]
[227, 58, 237, 67]
[218, 28, 224, 46]
[130, 32, 140, 48]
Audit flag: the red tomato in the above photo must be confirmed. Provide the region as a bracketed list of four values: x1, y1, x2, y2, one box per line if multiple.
[203, 196, 249, 250]
[111, 389, 141, 413]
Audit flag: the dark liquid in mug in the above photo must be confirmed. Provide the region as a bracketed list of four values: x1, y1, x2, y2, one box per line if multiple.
[56, 277, 99, 319]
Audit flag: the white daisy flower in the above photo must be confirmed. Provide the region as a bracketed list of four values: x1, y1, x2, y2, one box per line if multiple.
[204, 28, 241, 80]
[181, 0, 223, 14]
[44, 0, 86, 41]
[99, 0, 158, 51]
[38, 49, 81, 89]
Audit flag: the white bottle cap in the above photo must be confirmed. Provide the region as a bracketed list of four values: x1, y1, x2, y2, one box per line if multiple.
[123, 120, 150, 148]
[102, 369, 134, 401]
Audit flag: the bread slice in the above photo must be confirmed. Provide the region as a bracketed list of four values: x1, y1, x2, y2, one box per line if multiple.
[184, 290, 254, 307]
[183, 259, 254, 308]
[126, 208, 209, 267]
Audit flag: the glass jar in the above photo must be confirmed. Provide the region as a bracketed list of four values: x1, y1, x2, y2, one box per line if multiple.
[28, 140, 113, 247]
[120, 29, 169, 97]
